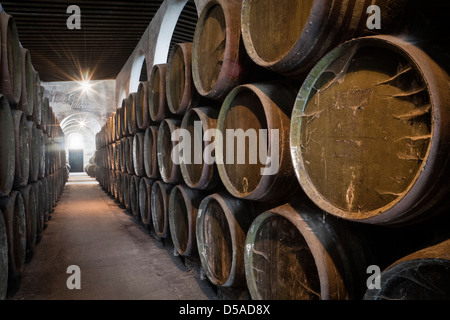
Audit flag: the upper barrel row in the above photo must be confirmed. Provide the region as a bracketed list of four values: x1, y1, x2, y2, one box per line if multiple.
[98, 0, 449, 227]
[0, 11, 61, 138]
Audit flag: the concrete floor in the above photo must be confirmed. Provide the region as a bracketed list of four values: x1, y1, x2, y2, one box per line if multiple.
[12, 173, 217, 300]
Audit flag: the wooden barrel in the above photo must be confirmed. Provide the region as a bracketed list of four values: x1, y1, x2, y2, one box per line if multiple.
[116, 171, 123, 205]
[168, 184, 205, 257]
[136, 81, 150, 130]
[119, 137, 126, 172]
[0, 12, 22, 106]
[122, 173, 131, 211]
[110, 112, 117, 144]
[138, 177, 154, 227]
[120, 97, 129, 137]
[180, 107, 220, 190]
[0, 210, 7, 300]
[290, 35, 450, 226]
[132, 132, 145, 177]
[18, 47, 34, 116]
[129, 175, 141, 221]
[12, 109, 30, 189]
[364, 239, 450, 300]
[125, 136, 135, 175]
[18, 184, 37, 261]
[30, 181, 44, 236]
[157, 118, 182, 184]
[151, 180, 173, 240]
[27, 121, 39, 183]
[148, 64, 169, 122]
[241, 0, 409, 77]
[126, 93, 138, 135]
[143, 126, 159, 179]
[2, 190, 26, 295]
[244, 201, 371, 300]
[115, 108, 122, 141]
[113, 141, 120, 171]
[216, 82, 299, 202]
[166, 42, 199, 116]
[41, 97, 49, 134]
[196, 193, 257, 287]
[32, 69, 42, 126]
[192, 0, 248, 101]
[0, 95, 15, 202]
[85, 164, 97, 178]
[37, 129, 45, 179]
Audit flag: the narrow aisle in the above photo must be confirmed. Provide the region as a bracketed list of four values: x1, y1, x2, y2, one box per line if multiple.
[12, 173, 215, 300]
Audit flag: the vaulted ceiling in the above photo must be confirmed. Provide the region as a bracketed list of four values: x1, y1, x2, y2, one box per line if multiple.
[0, 0, 198, 82]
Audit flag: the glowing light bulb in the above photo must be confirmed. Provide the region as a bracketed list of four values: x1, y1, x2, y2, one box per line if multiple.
[80, 80, 92, 92]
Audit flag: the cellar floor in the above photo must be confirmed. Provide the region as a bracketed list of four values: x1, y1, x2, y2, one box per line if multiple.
[11, 173, 216, 300]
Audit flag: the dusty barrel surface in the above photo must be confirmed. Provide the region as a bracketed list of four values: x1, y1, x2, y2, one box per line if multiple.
[0, 211, 7, 300]
[27, 121, 39, 183]
[290, 35, 450, 226]
[115, 108, 122, 141]
[244, 201, 371, 300]
[364, 239, 450, 300]
[196, 193, 257, 287]
[132, 132, 145, 177]
[126, 93, 138, 135]
[166, 42, 198, 116]
[32, 70, 42, 125]
[192, 0, 248, 100]
[216, 82, 299, 202]
[157, 118, 181, 184]
[129, 175, 141, 220]
[125, 136, 135, 175]
[168, 184, 205, 257]
[143, 126, 159, 179]
[31, 181, 43, 236]
[12, 109, 30, 189]
[119, 137, 126, 172]
[180, 107, 219, 191]
[148, 63, 169, 122]
[139, 177, 154, 227]
[116, 171, 123, 204]
[136, 81, 150, 130]
[0, 12, 22, 106]
[18, 184, 37, 260]
[151, 180, 173, 240]
[120, 97, 129, 137]
[0, 95, 15, 201]
[2, 190, 26, 294]
[241, 0, 409, 77]
[122, 173, 131, 211]
[18, 47, 34, 116]
[37, 129, 45, 179]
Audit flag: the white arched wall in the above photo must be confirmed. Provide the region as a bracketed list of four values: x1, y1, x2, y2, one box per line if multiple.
[61, 112, 102, 168]
[115, 0, 208, 109]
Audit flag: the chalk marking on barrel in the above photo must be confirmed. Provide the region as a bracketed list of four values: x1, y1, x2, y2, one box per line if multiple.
[394, 134, 432, 142]
[376, 190, 403, 197]
[346, 172, 356, 211]
[301, 109, 323, 124]
[393, 105, 430, 121]
[252, 247, 270, 262]
[375, 67, 413, 86]
[396, 152, 424, 161]
[382, 87, 426, 99]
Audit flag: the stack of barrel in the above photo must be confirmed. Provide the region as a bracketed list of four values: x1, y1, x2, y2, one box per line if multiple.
[96, 0, 450, 300]
[0, 10, 68, 300]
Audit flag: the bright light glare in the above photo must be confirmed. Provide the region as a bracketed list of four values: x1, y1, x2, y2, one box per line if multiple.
[80, 80, 92, 92]
[75, 71, 95, 95]
[68, 133, 84, 149]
